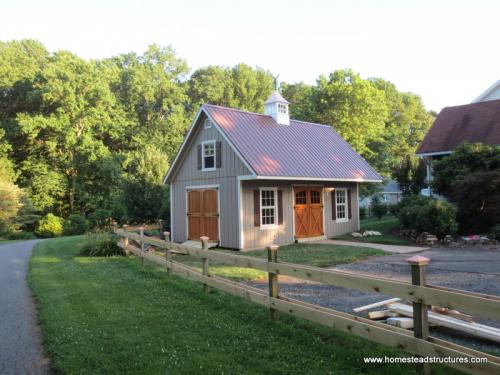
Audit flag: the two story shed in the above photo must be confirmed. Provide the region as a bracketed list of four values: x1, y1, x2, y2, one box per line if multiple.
[164, 92, 382, 250]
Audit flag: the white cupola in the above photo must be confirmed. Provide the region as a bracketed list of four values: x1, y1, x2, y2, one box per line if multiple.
[264, 91, 290, 125]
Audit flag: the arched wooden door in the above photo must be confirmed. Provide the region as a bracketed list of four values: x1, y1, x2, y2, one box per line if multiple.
[294, 187, 323, 238]
[187, 188, 219, 241]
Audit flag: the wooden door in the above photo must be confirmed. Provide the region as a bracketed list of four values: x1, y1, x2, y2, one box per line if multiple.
[187, 189, 219, 241]
[294, 188, 323, 238]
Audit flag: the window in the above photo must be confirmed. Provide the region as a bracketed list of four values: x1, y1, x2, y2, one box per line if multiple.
[278, 103, 288, 114]
[202, 141, 216, 171]
[311, 190, 321, 204]
[295, 190, 306, 204]
[204, 118, 212, 129]
[260, 188, 277, 229]
[335, 188, 348, 222]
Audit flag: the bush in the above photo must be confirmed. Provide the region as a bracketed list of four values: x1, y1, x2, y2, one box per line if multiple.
[64, 213, 88, 235]
[490, 225, 500, 241]
[78, 231, 122, 257]
[359, 207, 367, 220]
[371, 202, 388, 220]
[8, 231, 37, 240]
[396, 196, 457, 239]
[88, 209, 112, 230]
[388, 204, 400, 217]
[36, 213, 64, 238]
[452, 171, 500, 234]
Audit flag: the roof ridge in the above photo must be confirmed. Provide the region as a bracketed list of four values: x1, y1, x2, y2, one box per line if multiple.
[203, 103, 332, 128]
[442, 98, 500, 110]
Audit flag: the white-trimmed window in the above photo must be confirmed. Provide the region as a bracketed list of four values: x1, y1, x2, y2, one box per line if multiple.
[278, 103, 288, 114]
[335, 188, 348, 222]
[260, 188, 277, 229]
[202, 140, 216, 171]
[204, 118, 212, 129]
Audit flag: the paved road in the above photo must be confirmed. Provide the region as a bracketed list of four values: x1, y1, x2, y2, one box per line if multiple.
[0, 240, 51, 375]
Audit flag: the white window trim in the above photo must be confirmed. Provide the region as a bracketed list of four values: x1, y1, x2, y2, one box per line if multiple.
[259, 187, 278, 230]
[204, 118, 212, 129]
[335, 188, 349, 223]
[201, 140, 216, 172]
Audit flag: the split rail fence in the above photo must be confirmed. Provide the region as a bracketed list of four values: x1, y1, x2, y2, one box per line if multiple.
[114, 225, 500, 375]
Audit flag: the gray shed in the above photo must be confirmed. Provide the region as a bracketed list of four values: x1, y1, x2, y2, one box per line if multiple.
[164, 92, 382, 250]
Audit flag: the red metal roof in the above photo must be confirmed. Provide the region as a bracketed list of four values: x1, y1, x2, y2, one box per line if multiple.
[203, 104, 382, 181]
[416, 99, 500, 155]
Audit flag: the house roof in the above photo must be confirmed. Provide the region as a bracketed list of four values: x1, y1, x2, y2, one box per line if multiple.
[381, 180, 401, 194]
[416, 99, 500, 156]
[201, 104, 382, 181]
[472, 79, 500, 103]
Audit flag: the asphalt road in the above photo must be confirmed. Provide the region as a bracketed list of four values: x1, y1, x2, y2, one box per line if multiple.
[0, 240, 51, 375]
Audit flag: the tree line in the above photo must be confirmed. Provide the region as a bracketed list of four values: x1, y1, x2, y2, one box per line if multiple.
[0, 39, 434, 235]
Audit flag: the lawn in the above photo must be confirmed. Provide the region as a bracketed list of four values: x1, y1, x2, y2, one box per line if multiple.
[174, 242, 387, 281]
[0, 239, 24, 245]
[335, 216, 412, 245]
[29, 236, 456, 375]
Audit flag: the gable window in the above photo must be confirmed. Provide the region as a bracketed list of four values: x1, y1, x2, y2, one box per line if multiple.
[335, 188, 348, 222]
[204, 118, 212, 129]
[260, 188, 277, 229]
[202, 141, 216, 171]
[278, 103, 288, 114]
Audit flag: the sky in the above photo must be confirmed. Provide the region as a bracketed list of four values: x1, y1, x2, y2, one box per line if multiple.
[1, 0, 499, 112]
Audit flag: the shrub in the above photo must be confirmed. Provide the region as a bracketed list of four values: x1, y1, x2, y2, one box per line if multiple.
[359, 207, 367, 220]
[35, 213, 64, 238]
[78, 231, 122, 257]
[490, 225, 500, 241]
[88, 209, 112, 229]
[8, 231, 37, 240]
[452, 171, 500, 234]
[371, 202, 388, 220]
[64, 213, 88, 235]
[388, 204, 400, 217]
[396, 196, 457, 239]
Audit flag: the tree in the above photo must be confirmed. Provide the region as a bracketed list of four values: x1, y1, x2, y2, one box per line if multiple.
[281, 82, 314, 120]
[122, 145, 170, 222]
[452, 171, 500, 234]
[432, 143, 500, 197]
[393, 155, 427, 195]
[308, 70, 388, 166]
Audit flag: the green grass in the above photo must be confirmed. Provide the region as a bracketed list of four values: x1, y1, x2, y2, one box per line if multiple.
[29, 236, 457, 375]
[175, 242, 387, 281]
[0, 239, 25, 245]
[335, 216, 412, 245]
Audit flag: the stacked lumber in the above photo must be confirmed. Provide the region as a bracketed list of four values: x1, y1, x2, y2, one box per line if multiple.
[353, 298, 500, 343]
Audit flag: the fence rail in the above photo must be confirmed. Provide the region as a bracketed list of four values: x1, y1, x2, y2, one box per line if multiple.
[114, 227, 500, 375]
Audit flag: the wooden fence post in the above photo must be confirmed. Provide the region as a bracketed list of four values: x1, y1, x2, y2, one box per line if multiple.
[201, 236, 210, 293]
[407, 255, 430, 375]
[139, 227, 145, 267]
[112, 221, 118, 233]
[164, 231, 171, 278]
[267, 244, 279, 320]
[158, 219, 163, 232]
[122, 225, 129, 256]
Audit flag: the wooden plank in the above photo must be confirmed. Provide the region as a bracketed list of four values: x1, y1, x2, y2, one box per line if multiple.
[368, 310, 399, 320]
[431, 306, 474, 323]
[388, 303, 500, 343]
[353, 298, 402, 313]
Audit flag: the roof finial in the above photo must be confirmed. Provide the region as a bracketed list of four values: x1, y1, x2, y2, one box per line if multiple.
[272, 74, 280, 91]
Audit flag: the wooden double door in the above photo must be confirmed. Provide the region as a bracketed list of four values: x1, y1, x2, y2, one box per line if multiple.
[187, 188, 219, 241]
[294, 187, 324, 238]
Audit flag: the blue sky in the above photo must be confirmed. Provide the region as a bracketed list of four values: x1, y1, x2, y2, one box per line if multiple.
[1, 0, 498, 111]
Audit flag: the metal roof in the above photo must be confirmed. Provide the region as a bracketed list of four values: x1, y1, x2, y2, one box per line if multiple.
[203, 104, 382, 181]
[416, 99, 500, 155]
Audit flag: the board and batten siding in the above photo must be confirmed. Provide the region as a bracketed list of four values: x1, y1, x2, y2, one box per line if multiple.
[241, 180, 360, 249]
[170, 113, 251, 249]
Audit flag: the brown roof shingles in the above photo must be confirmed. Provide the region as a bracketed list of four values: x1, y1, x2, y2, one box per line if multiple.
[203, 104, 382, 181]
[416, 99, 500, 155]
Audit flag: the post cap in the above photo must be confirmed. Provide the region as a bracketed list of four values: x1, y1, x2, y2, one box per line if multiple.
[407, 255, 430, 266]
[122, 224, 129, 227]
[266, 244, 279, 251]
[163, 231, 170, 236]
[200, 236, 210, 242]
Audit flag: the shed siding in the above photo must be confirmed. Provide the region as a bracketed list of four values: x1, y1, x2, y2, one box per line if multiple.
[170, 114, 249, 249]
[173, 114, 251, 182]
[171, 177, 240, 248]
[241, 180, 360, 249]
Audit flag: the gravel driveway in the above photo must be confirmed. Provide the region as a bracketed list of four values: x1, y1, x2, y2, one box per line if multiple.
[0, 240, 51, 375]
[245, 245, 500, 353]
